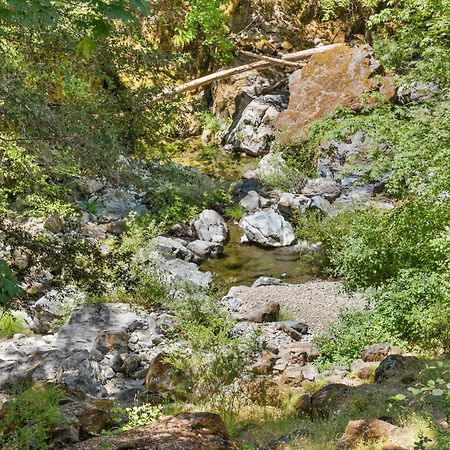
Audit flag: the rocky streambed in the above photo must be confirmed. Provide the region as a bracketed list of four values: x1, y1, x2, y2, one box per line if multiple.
[0, 42, 422, 449]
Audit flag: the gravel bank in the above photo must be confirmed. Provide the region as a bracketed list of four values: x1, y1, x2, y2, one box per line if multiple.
[238, 280, 366, 333]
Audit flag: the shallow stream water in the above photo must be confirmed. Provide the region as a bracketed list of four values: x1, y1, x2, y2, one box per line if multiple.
[202, 223, 320, 289]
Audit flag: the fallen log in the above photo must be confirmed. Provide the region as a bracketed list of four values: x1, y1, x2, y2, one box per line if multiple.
[158, 43, 345, 99]
[238, 49, 303, 67]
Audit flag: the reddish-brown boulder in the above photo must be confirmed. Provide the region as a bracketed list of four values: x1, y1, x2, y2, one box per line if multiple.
[68, 412, 243, 450]
[276, 44, 395, 140]
[338, 418, 403, 449]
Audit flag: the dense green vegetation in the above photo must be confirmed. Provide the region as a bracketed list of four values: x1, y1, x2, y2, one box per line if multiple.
[0, 0, 450, 448]
[289, 0, 450, 366]
[0, 383, 64, 450]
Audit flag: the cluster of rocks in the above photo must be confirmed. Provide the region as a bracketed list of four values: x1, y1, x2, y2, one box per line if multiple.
[0, 274, 374, 418]
[214, 44, 395, 158]
[0, 303, 179, 406]
[227, 133, 395, 252]
[221, 279, 371, 391]
[202, 45, 420, 249]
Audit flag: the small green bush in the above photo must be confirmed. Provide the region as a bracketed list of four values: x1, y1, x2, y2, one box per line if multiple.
[121, 404, 162, 431]
[0, 311, 28, 338]
[315, 308, 402, 368]
[0, 259, 23, 310]
[0, 384, 64, 450]
[167, 289, 258, 412]
[225, 205, 245, 221]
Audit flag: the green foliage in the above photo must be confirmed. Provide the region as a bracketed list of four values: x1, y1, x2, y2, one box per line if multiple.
[295, 97, 450, 200]
[0, 383, 64, 450]
[255, 150, 303, 192]
[279, 140, 319, 180]
[371, 0, 450, 88]
[299, 200, 450, 360]
[120, 403, 162, 431]
[201, 112, 221, 135]
[0, 259, 23, 310]
[0, 141, 74, 217]
[87, 215, 170, 308]
[315, 308, 401, 368]
[0, 0, 150, 41]
[167, 290, 258, 411]
[328, 200, 450, 290]
[392, 359, 450, 430]
[146, 169, 232, 228]
[173, 0, 233, 63]
[102, 270, 171, 309]
[0, 222, 125, 296]
[0, 310, 28, 338]
[224, 205, 245, 221]
[372, 270, 450, 351]
[118, 214, 163, 255]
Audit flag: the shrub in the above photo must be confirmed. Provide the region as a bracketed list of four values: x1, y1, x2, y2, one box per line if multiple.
[0, 310, 28, 338]
[0, 141, 74, 218]
[371, 0, 450, 88]
[296, 199, 450, 290]
[166, 289, 258, 413]
[0, 259, 23, 310]
[315, 308, 402, 368]
[372, 270, 450, 351]
[298, 200, 450, 360]
[101, 270, 172, 309]
[0, 383, 64, 450]
[225, 205, 245, 221]
[121, 404, 162, 431]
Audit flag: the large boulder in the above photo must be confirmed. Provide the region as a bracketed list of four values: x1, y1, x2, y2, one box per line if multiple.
[361, 343, 400, 362]
[277, 193, 310, 216]
[68, 412, 243, 450]
[0, 303, 163, 398]
[151, 236, 194, 262]
[213, 68, 285, 124]
[224, 94, 288, 156]
[240, 211, 296, 247]
[235, 302, 280, 323]
[134, 249, 212, 289]
[239, 190, 270, 213]
[55, 303, 159, 352]
[374, 355, 418, 384]
[96, 188, 146, 221]
[309, 383, 352, 417]
[276, 44, 395, 140]
[32, 286, 85, 333]
[302, 177, 342, 201]
[192, 210, 228, 244]
[187, 240, 224, 260]
[162, 259, 213, 288]
[338, 418, 403, 449]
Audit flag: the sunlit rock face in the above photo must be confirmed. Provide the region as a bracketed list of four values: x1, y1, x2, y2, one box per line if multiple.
[276, 44, 395, 140]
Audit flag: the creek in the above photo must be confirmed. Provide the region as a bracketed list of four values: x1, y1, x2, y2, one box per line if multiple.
[202, 223, 320, 289]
